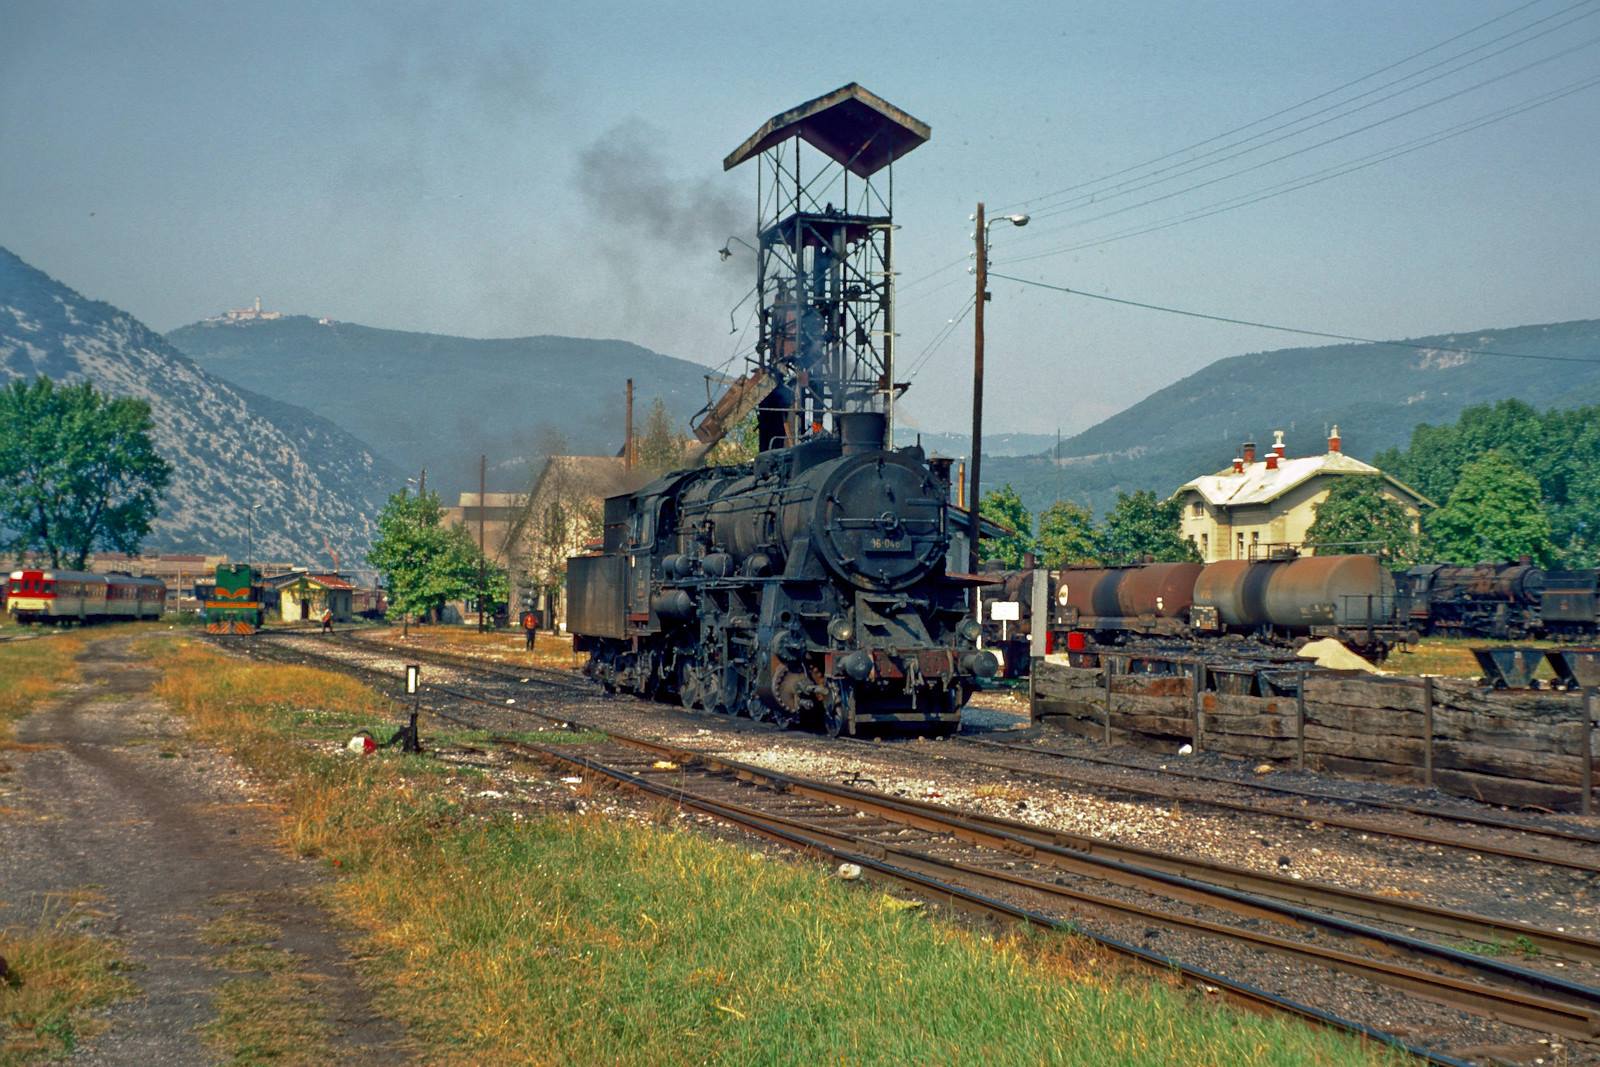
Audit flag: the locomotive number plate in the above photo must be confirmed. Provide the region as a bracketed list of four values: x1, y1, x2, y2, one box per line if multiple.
[865, 537, 909, 553]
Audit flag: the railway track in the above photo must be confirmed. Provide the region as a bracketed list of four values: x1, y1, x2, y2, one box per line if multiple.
[968, 734, 1600, 848]
[941, 737, 1600, 875]
[222, 632, 1600, 1059]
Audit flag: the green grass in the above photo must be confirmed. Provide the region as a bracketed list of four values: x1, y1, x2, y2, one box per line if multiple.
[0, 635, 85, 742]
[198, 910, 333, 1066]
[149, 638, 1409, 1066]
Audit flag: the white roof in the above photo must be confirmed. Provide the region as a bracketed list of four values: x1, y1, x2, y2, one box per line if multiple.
[1174, 451, 1432, 508]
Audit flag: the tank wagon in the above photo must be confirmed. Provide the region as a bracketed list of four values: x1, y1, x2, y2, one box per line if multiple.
[5, 569, 166, 625]
[1043, 554, 1406, 653]
[204, 563, 263, 635]
[568, 413, 996, 736]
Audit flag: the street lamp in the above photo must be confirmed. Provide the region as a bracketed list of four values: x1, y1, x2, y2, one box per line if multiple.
[968, 204, 1029, 590]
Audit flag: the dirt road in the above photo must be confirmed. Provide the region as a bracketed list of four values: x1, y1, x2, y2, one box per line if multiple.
[0, 637, 408, 1063]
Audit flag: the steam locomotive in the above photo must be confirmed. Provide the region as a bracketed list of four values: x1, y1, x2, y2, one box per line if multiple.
[567, 412, 998, 736]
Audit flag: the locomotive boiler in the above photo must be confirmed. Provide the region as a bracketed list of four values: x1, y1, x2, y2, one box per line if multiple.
[568, 412, 996, 736]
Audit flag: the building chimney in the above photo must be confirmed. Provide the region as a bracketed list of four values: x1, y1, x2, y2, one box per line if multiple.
[1265, 452, 1279, 471]
[1232, 457, 1244, 473]
[1272, 429, 1286, 457]
[1328, 424, 1341, 453]
[1242, 441, 1256, 464]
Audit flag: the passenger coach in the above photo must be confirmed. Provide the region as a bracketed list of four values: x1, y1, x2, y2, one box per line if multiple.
[5, 569, 167, 624]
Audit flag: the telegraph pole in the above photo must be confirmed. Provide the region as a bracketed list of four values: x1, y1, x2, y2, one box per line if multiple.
[478, 453, 487, 632]
[625, 378, 635, 471]
[968, 201, 986, 588]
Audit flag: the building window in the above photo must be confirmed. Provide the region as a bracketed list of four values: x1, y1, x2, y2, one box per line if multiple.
[1191, 502, 1203, 518]
[1236, 533, 1244, 559]
[1200, 533, 1209, 557]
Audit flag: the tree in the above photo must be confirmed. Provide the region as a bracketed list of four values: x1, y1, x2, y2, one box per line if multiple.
[0, 376, 171, 568]
[978, 484, 1033, 568]
[1096, 490, 1199, 564]
[705, 413, 759, 468]
[1304, 477, 1420, 566]
[368, 488, 506, 624]
[1035, 500, 1097, 568]
[1427, 450, 1553, 565]
[637, 398, 684, 475]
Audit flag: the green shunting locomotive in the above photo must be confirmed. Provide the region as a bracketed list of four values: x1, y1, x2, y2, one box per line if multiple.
[205, 563, 263, 635]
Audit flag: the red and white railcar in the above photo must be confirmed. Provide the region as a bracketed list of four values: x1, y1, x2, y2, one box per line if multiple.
[5, 570, 167, 625]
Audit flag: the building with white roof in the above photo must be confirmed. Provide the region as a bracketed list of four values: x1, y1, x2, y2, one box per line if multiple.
[1171, 427, 1432, 563]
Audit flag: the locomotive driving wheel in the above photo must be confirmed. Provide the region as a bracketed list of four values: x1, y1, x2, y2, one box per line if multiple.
[822, 681, 854, 738]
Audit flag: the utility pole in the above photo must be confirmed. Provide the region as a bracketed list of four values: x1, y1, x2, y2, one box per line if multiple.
[478, 453, 487, 632]
[624, 378, 635, 471]
[968, 201, 986, 588]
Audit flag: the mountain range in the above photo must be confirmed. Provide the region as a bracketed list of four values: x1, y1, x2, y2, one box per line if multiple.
[0, 247, 398, 564]
[166, 315, 716, 497]
[982, 319, 1600, 519]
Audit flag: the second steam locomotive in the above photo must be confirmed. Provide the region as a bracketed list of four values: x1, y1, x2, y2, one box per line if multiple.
[568, 413, 997, 736]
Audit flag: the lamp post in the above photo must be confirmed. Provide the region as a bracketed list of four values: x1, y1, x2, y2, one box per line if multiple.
[968, 203, 1029, 590]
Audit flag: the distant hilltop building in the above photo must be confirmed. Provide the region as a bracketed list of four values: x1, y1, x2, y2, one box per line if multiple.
[210, 296, 282, 323]
[1170, 426, 1432, 563]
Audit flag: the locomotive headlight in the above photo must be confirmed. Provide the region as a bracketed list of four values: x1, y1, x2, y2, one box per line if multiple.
[957, 618, 982, 643]
[828, 617, 854, 643]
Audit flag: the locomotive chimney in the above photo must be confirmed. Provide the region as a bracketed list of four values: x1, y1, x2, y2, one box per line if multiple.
[838, 411, 888, 455]
[1328, 424, 1341, 453]
[1242, 441, 1256, 464]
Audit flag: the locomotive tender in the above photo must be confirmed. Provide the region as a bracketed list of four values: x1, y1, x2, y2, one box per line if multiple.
[5, 568, 166, 624]
[569, 412, 996, 735]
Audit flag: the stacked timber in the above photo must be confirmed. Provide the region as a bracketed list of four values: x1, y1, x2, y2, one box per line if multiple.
[1029, 660, 1598, 811]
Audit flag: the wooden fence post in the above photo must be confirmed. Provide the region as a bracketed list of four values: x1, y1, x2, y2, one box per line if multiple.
[1103, 655, 1113, 745]
[1295, 672, 1307, 771]
[1584, 688, 1595, 818]
[1420, 676, 1434, 790]
[1191, 661, 1204, 752]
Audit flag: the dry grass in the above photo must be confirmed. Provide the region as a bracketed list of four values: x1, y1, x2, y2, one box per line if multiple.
[360, 625, 583, 671]
[0, 896, 134, 1065]
[145, 637, 1410, 1066]
[197, 909, 333, 1065]
[0, 636, 85, 743]
[1389, 636, 1562, 679]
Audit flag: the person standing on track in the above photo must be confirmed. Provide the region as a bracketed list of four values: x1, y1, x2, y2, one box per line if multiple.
[522, 610, 538, 651]
[320, 606, 333, 634]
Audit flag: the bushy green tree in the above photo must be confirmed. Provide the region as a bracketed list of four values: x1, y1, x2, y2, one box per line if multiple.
[638, 398, 684, 475]
[0, 376, 171, 568]
[369, 488, 507, 623]
[705, 413, 758, 467]
[1427, 451, 1553, 565]
[1096, 490, 1199, 564]
[1374, 398, 1600, 565]
[1304, 477, 1420, 566]
[978, 484, 1033, 568]
[1035, 500, 1097, 567]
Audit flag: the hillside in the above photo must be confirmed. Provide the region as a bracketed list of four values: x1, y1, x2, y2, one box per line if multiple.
[167, 315, 717, 496]
[984, 319, 1600, 519]
[0, 247, 399, 563]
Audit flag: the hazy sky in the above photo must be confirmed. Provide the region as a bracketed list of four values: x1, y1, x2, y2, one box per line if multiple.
[4, 0, 1597, 443]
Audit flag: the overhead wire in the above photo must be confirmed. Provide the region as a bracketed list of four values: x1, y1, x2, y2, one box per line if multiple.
[988, 272, 1600, 366]
[1003, 0, 1575, 213]
[1016, 0, 1599, 225]
[1008, 27, 1600, 248]
[903, 293, 976, 380]
[999, 70, 1600, 264]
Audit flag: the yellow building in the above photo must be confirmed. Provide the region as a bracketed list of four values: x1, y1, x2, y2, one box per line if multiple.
[1171, 427, 1432, 563]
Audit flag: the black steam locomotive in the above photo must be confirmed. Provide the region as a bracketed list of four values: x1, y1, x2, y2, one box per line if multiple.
[1399, 562, 1599, 639]
[566, 412, 997, 736]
